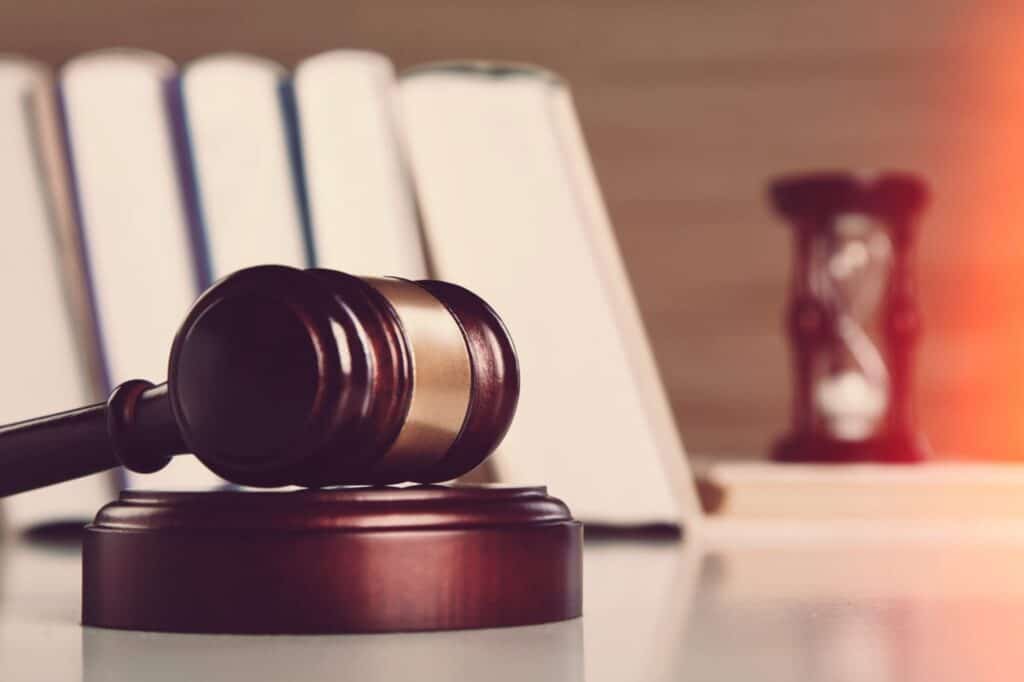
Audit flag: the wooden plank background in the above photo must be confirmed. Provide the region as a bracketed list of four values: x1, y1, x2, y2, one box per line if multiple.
[3, 0, 1021, 459]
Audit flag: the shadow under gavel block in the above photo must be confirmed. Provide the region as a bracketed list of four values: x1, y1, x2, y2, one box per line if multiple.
[0, 265, 582, 633]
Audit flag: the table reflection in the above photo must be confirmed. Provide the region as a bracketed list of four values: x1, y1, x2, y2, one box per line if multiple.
[7, 524, 1024, 681]
[84, 617, 583, 682]
[679, 539, 1024, 682]
[581, 537, 699, 682]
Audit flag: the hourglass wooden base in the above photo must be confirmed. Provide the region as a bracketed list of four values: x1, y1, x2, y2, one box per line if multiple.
[82, 485, 582, 634]
[772, 432, 928, 464]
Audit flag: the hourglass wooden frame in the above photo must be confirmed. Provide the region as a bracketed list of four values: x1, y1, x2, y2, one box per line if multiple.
[770, 172, 929, 464]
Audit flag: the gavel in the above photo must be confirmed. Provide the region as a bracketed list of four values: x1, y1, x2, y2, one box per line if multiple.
[0, 265, 519, 494]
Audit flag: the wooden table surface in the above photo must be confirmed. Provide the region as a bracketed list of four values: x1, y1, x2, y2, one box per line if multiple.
[3, 520, 1023, 681]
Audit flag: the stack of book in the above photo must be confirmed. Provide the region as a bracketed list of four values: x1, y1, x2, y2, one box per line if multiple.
[0, 49, 700, 531]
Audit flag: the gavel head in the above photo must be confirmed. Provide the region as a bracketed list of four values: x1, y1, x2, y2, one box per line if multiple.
[166, 266, 519, 487]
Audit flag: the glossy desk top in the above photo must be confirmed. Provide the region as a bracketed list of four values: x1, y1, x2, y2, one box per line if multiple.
[3, 520, 1024, 681]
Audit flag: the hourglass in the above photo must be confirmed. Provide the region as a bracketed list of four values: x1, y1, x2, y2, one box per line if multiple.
[771, 172, 928, 463]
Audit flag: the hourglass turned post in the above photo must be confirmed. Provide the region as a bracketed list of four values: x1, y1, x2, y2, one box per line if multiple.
[770, 171, 929, 464]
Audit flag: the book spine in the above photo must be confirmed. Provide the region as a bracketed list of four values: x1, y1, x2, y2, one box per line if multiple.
[277, 77, 316, 268]
[55, 83, 112, 395]
[164, 75, 213, 292]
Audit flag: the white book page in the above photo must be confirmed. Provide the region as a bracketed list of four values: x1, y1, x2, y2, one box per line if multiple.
[295, 50, 426, 278]
[62, 50, 221, 490]
[182, 53, 308, 277]
[0, 58, 112, 526]
[400, 65, 698, 524]
[548, 84, 702, 522]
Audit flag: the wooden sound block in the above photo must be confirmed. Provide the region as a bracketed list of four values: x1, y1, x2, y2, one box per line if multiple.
[82, 485, 582, 634]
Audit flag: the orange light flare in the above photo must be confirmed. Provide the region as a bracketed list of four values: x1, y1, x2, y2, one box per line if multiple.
[928, 13, 1024, 460]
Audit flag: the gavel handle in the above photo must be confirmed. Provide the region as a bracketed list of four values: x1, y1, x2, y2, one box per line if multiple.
[0, 380, 185, 497]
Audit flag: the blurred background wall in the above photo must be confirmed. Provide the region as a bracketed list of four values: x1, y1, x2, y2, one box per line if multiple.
[2, 0, 1019, 460]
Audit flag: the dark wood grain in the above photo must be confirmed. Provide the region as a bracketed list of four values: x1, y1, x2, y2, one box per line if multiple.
[82, 485, 582, 633]
[415, 280, 520, 482]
